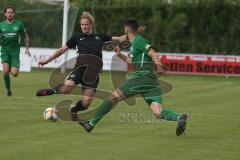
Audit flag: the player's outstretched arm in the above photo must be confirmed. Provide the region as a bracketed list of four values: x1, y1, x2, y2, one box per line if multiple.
[148, 48, 167, 76]
[38, 45, 68, 66]
[112, 35, 126, 42]
[114, 45, 130, 63]
[24, 32, 31, 57]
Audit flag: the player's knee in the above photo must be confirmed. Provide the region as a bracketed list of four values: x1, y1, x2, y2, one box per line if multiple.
[10, 69, 19, 77]
[82, 97, 93, 107]
[59, 85, 73, 94]
[3, 68, 10, 74]
[108, 89, 124, 103]
[150, 102, 163, 118]
[3, 69, 10, 74]
[151, 108, 161, 118]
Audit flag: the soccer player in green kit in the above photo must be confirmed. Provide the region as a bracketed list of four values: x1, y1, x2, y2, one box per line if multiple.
[0, 6, 30, 96]
[79, 18, 188, 136]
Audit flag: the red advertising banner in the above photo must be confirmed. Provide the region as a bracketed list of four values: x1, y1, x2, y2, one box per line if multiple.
[159, 53, 240, 76]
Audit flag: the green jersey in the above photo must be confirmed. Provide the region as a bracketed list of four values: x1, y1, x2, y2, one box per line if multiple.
[130, 35, 154, 77]
[0, 20, 25, 51]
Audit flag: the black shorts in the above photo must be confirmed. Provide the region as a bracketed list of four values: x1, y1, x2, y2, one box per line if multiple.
[67, 66, 100, 91]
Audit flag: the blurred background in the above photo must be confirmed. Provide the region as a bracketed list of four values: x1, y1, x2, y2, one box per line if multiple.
[1, 0, 240, 54]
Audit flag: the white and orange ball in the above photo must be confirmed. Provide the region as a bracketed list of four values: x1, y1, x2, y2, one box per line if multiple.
[43, 107, 59, 122]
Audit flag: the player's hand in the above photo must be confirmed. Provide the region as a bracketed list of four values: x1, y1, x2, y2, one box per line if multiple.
[114, 45, 121, 55]
[25, 48, 31, 57]
[119, 35, 127, 42]
[38, 60, 49, 67]
[138, 26, 146, 33]
[155, 64, 168, 76]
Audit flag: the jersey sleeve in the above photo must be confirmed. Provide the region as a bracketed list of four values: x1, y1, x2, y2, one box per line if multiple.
[98, 33, 112, 42]
[135, 40, 153, 54]
[66, 35, 78, 49]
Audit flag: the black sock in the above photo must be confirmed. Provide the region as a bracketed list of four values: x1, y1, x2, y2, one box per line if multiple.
[70, 100, 88, 113]
[3, 74, 11, 92]
[52, 84, 63, 94]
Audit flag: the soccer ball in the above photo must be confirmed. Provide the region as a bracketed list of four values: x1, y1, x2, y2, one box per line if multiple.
[43, 107, 59, 122]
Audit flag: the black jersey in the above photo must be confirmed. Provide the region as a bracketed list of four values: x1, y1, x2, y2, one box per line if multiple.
[66, 33, 112, 58]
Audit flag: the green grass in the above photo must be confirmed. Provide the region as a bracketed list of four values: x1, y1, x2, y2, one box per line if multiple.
[0, 70, 240, 160]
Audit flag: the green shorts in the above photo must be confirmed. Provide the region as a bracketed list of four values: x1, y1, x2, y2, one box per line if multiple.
[0, 49, 20, 68]
[119, 73, 163, 105]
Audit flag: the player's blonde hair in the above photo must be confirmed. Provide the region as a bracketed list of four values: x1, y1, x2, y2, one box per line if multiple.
[80, 11, 94, 25]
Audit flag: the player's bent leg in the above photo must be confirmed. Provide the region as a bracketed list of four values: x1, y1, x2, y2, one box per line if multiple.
[10, 67, 19, 77]
[2, 63, 10, 73]
[149, 101, 187, 136]
[79, 88, 126, 132]
[108, 88, 125, 102]
[60, 80, 76, 94]
[70, 88, 96, 121]
[2, 63, 12, 96]
[150, 101, 181, 121]
[36, 80, 75, 96]
[150, 102, 163, 118]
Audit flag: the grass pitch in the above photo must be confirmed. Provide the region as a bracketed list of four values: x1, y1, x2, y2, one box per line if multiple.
[0, 70, 239, 160]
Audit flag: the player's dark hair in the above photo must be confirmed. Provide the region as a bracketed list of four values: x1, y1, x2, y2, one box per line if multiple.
[124, 18, 139, 32]
[4, 5, 15, 13]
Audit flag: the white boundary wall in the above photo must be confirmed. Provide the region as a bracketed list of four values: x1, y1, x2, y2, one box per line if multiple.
[0, 47, 127, 72]
[30, 47, 127, 71]
[2, 47, 240, 77]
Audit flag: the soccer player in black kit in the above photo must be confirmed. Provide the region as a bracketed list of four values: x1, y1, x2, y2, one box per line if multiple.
[36, 12, 125, 120]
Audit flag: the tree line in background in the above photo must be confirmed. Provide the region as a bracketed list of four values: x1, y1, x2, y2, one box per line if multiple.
[74, 0, 240, 54]
[0, 0, 240, 55]
[0, 0, 63, 48]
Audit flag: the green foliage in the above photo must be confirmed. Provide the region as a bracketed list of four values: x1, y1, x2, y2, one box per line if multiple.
[72, 0, 240, 54]
[0, 0, 63, 48]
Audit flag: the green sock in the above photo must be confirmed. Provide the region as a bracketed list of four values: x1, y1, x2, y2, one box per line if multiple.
[89, 100, 114, 126]
[160, 108, 180, 121]
[3, 74, 11, 92]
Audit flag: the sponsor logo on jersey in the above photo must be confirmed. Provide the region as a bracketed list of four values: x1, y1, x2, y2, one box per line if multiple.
[13, 27, 18, 31]
[70, 74, 76, 78]
[79, 38, 85, 41]
[95, 36, 100, 40]
[3, 33, 17, 37]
